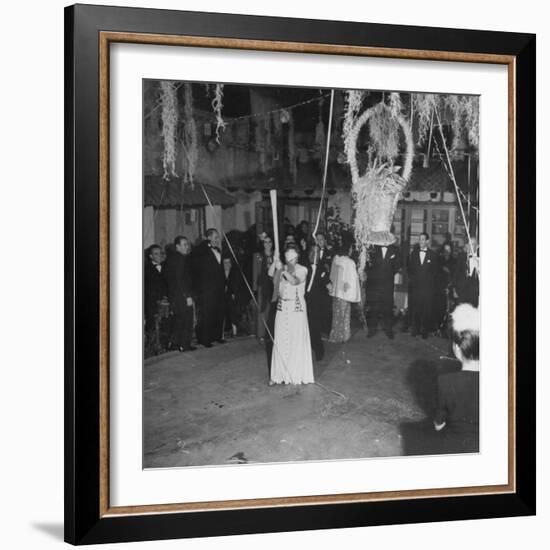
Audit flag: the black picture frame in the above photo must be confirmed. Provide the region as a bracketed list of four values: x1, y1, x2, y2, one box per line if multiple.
[65, 3, 536, 545]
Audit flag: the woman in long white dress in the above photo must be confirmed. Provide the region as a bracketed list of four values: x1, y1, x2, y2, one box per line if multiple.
[269, 247, 314, 385]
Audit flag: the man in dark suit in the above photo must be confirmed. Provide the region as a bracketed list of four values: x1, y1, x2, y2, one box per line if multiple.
[305, 233, 333, 360]
[144, 244, 168, 336]
[163, 236, 196, 352]
[407, 232, 438, 338]
[365, 241, 401, 339]
[314, 232, 333, 335]
[192, 228, 226, 348]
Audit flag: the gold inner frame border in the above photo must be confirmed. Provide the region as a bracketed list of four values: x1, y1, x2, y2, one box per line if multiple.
[98, 31, 516, 518]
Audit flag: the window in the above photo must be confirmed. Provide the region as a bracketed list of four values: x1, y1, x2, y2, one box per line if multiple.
[431, 209, 450, 244]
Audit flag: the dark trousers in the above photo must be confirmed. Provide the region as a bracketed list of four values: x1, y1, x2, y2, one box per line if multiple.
[319, 290, 332, 335]
[410, 291, 433, 335]
[264, 301, 277, 377]
[306, 293, 324, 360]
[169, 304, 193, 349]
[366, 286, 394, 332]
[197, 291, 225, 345]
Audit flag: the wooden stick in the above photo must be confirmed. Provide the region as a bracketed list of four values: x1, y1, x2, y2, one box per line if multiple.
[270, 189, 279, 258]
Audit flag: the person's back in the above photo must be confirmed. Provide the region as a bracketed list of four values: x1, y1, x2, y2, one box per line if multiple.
[433, 303, 480, 453]
[435, 370, 479, 433]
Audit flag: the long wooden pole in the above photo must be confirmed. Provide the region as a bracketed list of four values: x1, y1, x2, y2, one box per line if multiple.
[270, 189, 279, 258]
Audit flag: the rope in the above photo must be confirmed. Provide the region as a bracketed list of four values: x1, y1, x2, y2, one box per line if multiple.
[224, 93, 331, 126]
[308, 89, 335, 293]
[434, 110, 475, 256]
[145, 86, 330, 125]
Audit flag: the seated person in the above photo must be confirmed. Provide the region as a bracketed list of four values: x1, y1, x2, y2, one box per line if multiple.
[433, 303, 480, 453]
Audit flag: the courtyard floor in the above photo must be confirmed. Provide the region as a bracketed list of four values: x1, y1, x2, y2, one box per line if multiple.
[143, 326, 465, 468]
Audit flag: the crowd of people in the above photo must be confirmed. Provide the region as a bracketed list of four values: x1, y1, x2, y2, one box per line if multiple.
[144, 220, 480, 451]
[144, 222, 480, 374]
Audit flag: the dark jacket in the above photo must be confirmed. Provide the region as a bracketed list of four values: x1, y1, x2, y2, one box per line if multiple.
[192, 241, 225, 300]
[307, 246, 333, 295]
[163, 251, 194, 315]
[144, 261, 167, 320]
[407, 247, 438, 297]
[365, 244, 401, 290]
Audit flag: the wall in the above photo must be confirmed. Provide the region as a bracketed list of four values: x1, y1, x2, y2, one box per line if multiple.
[1, 2, 547, 550]
[328, 189, 353, 225]
[152, 207, 203, 248]
[144, 85, 283, 187]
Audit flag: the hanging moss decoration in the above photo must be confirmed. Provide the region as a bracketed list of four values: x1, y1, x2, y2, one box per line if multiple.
[444, 95, 479, 150]
[413, 93, 437, 147]
[211, 84, 226, 143]
[181, 82, 198, 185]
[413, 93, 479, 151]
[342, 90, 365, 177]
[159, 80, 178, 179]
[463, 95, 479, 148]
[368, 101, 402, 162]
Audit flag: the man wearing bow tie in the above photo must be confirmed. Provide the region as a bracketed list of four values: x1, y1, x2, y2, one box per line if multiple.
[407, 232, 438, 338]
[365, 241, 401, 339]
[306, 232, 334, 353]
[164, 236, 196, 352]
[192, 228, 226, 348]
[144, 244, 168, 337]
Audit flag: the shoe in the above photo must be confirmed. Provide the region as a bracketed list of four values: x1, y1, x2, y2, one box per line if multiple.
[179, 346, 197, 352]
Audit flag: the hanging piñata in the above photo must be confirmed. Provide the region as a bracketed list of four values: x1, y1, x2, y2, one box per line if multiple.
[344, 92, 414, 274]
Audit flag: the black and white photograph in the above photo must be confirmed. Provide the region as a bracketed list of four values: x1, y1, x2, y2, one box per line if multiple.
[142, 80, 481, 468]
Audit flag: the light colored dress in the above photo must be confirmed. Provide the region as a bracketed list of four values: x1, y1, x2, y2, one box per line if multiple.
[328, 255, 361, 343]
[270, 264, 314, 384]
